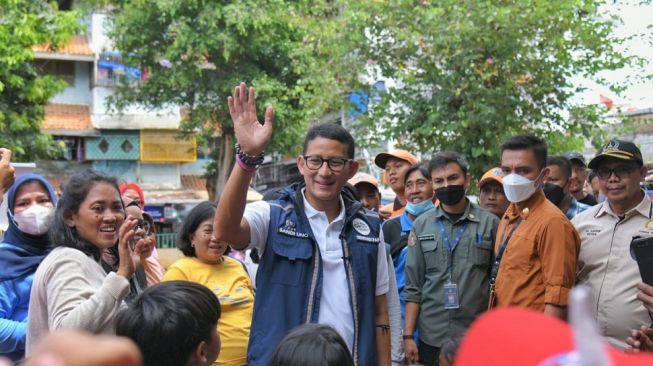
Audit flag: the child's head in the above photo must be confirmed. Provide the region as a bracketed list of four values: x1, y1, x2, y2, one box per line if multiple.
[439, 334, 464, 366]
[116, 281, 221, 366]
[269, 323, 354, 366]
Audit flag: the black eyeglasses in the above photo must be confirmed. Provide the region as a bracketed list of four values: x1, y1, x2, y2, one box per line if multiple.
[303, 155, 353, 172]
[595, 164, 639, 180]
[134, 220, 152, 235]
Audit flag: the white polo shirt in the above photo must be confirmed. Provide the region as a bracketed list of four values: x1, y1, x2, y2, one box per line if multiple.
[244, 191, 389, 352]
[574, 192, 653, 349]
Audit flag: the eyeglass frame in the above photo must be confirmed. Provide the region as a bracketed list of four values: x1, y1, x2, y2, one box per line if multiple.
[134, 219, 152, 236]
[595, 163, 640, 180]
[302, 155, 354, 172]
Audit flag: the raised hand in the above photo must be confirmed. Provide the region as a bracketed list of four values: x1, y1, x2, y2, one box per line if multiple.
[227, 82, 274, 156]
[116, 216, 139, 279]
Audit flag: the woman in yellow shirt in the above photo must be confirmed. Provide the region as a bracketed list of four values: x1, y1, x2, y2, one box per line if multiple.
[163, 201, 254, 366]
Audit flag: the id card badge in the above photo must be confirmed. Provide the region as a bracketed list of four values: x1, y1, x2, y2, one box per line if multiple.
[444, 283, 460, 309]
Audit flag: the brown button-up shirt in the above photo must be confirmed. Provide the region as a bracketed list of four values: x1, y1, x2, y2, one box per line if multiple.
[493, 190, 580, 310]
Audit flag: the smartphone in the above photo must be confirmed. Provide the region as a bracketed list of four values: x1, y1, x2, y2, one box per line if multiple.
[631, 236, 653, 286]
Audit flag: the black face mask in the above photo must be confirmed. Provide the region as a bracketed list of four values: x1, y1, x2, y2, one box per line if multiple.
[543, 182, 565, 207]
[435, 185, 466, 206]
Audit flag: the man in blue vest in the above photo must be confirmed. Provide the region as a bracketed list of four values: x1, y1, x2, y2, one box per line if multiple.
[214, 83, 391, 366]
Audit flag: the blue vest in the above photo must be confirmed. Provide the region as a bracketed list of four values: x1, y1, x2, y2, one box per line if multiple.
[247, 184, 382, 366]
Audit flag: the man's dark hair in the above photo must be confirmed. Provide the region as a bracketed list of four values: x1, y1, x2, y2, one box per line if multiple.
[546, 155, 572, 180]
[428, 151, 468, 176]
[269, 324, 354, 366]
[177, 201, 216, 257]
[404, 164, 431, 185]
[500, 135, 548, 170]
[50, 169, 122, 261]
[303, 124, 355, 159]
[116, 281, 221, 366]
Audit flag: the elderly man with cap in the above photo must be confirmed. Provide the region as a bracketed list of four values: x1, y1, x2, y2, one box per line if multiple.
[564, 152, 598, 206]
[477, 167, 509, 218]
[375, 149, 418, 219]
[574, 138, 652, 350]
[349, 172, 382, 212]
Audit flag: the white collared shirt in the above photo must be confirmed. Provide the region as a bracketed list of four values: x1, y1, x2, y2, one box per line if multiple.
[244, 191, 389, 351]
[574, 192, 653, 349]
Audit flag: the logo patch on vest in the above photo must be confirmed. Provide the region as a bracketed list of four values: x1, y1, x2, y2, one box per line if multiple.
[352, 218, 371, 235]
[407, 232, 417, 247]
[278, 219, 309, 238]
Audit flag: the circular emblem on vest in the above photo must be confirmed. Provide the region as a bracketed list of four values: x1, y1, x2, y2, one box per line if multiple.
[352, 218, 371, 235]
[407, 232, 417, 247]
[645, 220, 653, 229]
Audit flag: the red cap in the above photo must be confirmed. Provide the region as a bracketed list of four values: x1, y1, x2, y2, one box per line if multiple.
[119, 182, 145, 209]
[374, 149, 418, 169]
[456, 308, 653, 366]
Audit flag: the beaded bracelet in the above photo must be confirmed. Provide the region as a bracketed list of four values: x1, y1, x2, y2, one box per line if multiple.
[235, 143, 264, 165]
[236, 154, 258, 173]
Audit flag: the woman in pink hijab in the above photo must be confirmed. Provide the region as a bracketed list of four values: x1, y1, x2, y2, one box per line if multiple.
[119, 182, 164, 285]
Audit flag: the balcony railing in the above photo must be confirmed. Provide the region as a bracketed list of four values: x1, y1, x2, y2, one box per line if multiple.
[156, 233, 177, 249]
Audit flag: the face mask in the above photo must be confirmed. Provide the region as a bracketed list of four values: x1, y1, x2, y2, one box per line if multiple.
[12, 204, 55, 236]
[405, 199, 435, 217]
[542, 183, 565, 207]
[502, 173, 541, 203]
[434, 185, 466, 206]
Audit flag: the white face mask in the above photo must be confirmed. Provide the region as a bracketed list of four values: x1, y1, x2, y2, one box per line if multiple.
[13, 204, 55, 236]
[502, 173, 541, 203]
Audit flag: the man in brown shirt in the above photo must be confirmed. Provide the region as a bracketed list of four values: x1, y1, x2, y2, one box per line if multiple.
[491, 135, 580, 319]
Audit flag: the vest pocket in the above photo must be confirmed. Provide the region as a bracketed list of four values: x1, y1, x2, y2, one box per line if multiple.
[270, 239, 313, 286]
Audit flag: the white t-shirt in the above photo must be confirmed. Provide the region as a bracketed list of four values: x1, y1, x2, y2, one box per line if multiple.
[244, 192, 389, 351]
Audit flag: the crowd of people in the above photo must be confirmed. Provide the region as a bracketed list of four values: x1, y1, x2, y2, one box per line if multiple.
[0, 82, 652, 365]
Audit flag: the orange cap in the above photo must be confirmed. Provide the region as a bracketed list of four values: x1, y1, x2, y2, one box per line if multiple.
[374, 149, 418, 169]
[477, 167, 504, 188]
[348, 172, 379, 189]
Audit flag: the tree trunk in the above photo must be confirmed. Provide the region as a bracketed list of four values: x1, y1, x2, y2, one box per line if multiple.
[206, 132, 235, 202]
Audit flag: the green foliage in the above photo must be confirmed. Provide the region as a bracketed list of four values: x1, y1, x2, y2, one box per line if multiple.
[105, 0, 363, 195]
[0, 0, 80, 161]
[353, 0, 637, 179]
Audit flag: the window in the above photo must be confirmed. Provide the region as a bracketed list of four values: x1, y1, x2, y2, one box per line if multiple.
[34, 60, 75, 85]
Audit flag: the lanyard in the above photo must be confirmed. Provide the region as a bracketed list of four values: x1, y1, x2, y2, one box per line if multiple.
[489, 217, 523, 286]
[436, 219, 468, 281]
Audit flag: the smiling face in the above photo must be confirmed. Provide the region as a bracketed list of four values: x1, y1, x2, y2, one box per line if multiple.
[13, 181, 54, 215]
[69, 182, 125, 250]
[404, 169, 434, 204]
[597, 157, 647, 210]
[297, 137, 358, 212]
[191, 218, 227, 265]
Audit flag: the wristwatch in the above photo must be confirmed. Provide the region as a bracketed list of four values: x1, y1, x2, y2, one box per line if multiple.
[403, 334, 414, 340]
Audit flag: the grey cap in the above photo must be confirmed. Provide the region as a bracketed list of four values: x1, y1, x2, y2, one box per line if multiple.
[563, 152, 586, 167]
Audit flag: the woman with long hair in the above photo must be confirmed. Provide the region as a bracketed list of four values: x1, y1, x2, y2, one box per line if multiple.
[26, 170, 146, 353]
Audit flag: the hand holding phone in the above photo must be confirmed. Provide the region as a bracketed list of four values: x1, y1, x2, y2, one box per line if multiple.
[630, 236, 653, 286]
